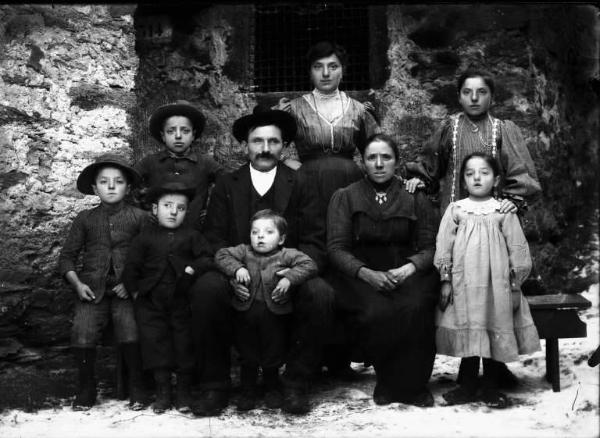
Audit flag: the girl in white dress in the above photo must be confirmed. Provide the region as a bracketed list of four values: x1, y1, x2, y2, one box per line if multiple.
[434, 152, 540, 408]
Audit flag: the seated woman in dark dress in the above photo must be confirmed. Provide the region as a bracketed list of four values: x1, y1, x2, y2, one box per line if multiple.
[326, 133, 440, 407]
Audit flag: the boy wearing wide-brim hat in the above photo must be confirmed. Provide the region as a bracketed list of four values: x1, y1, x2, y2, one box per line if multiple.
[136, 100, 223, 229]
[58, 153, 150, 411]
[123, 181, 215, 414]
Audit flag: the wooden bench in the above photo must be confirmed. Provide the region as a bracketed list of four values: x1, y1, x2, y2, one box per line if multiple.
[526, 293, 592, 392]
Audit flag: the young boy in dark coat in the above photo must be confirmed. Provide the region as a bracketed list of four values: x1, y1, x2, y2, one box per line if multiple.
[136, 100, 223, 227]
[215, 209, 317, 411]
[123, 182, 214, 414]
[58, 153, 149, 411]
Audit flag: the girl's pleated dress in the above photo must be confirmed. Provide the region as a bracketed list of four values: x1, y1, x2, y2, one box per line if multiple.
[434, 198, 540, 363]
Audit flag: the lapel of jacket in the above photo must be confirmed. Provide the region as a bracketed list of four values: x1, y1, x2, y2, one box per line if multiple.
[272, 163, 294, 215]
[230, 164, 252, 244]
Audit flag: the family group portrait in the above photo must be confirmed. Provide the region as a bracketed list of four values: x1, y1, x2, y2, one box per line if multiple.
[0, 2, 598, 437]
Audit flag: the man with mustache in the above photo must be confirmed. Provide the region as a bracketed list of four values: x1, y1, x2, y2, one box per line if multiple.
[189, 105, 329, 416]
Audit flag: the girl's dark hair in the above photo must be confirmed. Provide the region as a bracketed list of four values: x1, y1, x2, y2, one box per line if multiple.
[460, 152, 500, 192]
[456, 69, 496, 96]
[360, 133, 399, 161]
[250, 209, 287, 236]
[306, 41, 348, 69]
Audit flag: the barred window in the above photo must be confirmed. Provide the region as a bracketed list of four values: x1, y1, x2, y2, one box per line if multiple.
[253, 4, 387, 92]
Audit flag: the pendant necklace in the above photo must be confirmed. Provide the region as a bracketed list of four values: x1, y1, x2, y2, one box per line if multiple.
[311, 89, 345, 153]
[465, 114, 495, 148]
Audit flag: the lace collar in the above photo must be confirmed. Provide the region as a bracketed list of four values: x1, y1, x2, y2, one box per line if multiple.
[455, 197, 501, 215]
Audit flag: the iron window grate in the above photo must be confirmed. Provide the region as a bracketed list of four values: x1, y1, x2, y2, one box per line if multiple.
[254, 5, 371, 92]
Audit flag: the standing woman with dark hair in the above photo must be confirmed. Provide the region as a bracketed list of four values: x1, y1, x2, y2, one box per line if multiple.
[276, 41, 380, 376]
[405, 69, 542, 389]
[405, 69, 541, 213]
[277, 41, 380, 254]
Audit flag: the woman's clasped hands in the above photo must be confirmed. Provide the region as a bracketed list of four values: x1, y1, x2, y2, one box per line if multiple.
[358, 263, 417, 293]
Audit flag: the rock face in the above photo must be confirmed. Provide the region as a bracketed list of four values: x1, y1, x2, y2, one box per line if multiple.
[0, 4, 598, 396]
[0, 4, 139, 373]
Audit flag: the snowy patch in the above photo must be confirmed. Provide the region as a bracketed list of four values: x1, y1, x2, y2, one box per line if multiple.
[1, 284, 598, 438]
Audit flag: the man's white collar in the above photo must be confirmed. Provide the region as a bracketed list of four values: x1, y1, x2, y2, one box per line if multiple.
[249, 165, 277, 196]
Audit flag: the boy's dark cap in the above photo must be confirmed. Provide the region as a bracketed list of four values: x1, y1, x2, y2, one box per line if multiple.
[148, 100, 206, 143]
[146, 181, 196, 204]
[76, 153, 141, 195]
[232, 104, 296, 143]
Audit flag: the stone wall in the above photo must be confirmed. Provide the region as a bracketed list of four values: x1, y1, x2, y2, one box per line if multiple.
[0, 3, 598, 400]
[0, 4, 138, 366]
[378, 5, 599, 293]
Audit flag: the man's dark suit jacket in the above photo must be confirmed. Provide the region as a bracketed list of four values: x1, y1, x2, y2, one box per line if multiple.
[202, 163, 326, 271]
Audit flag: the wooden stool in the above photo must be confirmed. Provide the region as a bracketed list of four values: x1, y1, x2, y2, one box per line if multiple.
[526, 293, 591, 392]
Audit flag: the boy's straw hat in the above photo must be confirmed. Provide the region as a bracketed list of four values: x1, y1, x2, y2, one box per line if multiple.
[146, 181, 196, 204]
[77, 153, 141, 195]
[232, 104, 296, 143]
[148, 100, 206, 143]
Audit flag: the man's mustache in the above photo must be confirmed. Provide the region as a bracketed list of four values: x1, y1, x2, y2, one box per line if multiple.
[256, 152, 275, 159]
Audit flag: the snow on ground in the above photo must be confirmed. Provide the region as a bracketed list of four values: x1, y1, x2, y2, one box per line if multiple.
[1, 285, 598, 438]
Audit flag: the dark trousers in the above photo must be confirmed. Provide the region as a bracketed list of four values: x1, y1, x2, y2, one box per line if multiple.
[71, 294, 138, 347]
[190, 270, 332, 390]
[234, 300, 289, 369]
[328, 269, 439, 397]
[189, 271, 233, 390]
[134, 283, 194, 373]
[282, 276, 334, 387]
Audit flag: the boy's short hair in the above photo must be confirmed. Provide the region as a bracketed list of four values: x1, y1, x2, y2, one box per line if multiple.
[250, 209, 287, 236]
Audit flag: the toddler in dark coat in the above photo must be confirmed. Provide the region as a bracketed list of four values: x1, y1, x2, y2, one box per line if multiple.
[123, 182, 214, 413]
[215, 209, 317, 411]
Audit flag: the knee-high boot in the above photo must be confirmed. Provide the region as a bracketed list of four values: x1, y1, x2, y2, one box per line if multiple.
[73, 347, 97, 410]
[121, 342, 147, 410]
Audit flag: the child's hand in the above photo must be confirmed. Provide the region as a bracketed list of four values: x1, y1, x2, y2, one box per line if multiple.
[112, 283, 129, 299]
[235, 267, 251, 286]
[75, 282, 96, 302]
[271, 277, 291, 304]
[229, 278, 250, 302]
[439, 282, 453, 311]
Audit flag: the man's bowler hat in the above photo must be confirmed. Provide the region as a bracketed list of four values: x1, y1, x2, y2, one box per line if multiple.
[232, 104, 296, 143]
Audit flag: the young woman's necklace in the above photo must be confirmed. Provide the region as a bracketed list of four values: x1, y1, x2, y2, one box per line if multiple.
[449, 113, 500, 203]
[313, 88, 340, 101]
[312, 89, 343, 122]
[465, 113, 495, 148]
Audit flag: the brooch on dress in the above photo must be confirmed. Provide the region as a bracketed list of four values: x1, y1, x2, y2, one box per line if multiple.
[374, 192, 387, 204]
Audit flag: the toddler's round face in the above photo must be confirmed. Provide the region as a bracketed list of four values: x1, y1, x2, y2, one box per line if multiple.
[153, 193, 188, 229]
[250, 218, 284, 254]
[161, 116, 195, 156]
